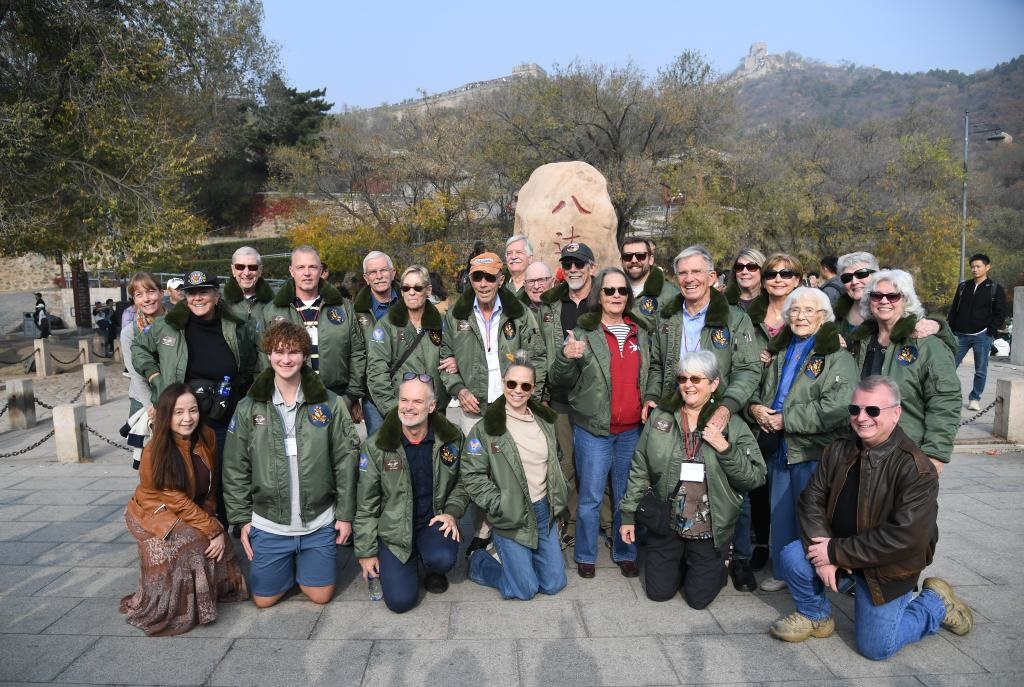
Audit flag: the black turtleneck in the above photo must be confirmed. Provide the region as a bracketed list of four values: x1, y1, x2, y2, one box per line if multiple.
[184, 315, 237, 384]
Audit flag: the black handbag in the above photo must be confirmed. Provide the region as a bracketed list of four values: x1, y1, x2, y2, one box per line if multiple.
[635, 482, 680, 536]
[188, 378, 230, 422]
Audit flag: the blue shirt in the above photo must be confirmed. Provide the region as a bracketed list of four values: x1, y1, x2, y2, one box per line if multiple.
[370, 289, 397, 322]
[402, 428, 435, 530]
[680, 301, 709, 359]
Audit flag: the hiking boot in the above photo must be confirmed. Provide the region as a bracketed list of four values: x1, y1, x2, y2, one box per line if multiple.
[424, 572, 449, 594]
[923, 577, 973, 636]
[730, 558, 757, 592]
[770, 612, 835, 642]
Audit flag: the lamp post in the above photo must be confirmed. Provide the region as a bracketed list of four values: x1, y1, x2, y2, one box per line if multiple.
[960, 111, 1007, 282]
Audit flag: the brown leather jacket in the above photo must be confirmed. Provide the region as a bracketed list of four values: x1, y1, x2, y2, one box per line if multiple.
[126, 426, 222, 540]
[798, 426, 938, 605]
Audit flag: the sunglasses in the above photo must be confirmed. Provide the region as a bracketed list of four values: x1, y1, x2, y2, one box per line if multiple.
[470, 271, 498, 283]
[733, 262, 761, 273]
[233, 264, 259, 272]
[401, 284, 426, 293]
[621, 251, 649, 262]
[560, 258, 587, 270]
[402, 372, 433, 384]
[848, 404, 898, 418]
[841, 268, 876, 284]
[764, 269, 799, 280]
[505, 380, 534, 392]
[676, 375, 708, 385]
[602, 286, 630, 296]
[869, 291, 903, 303]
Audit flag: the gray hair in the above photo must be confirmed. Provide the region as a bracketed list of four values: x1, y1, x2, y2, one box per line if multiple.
[505, 235, 533, 255]
[838, 251, 879, 274]
[859, 269, 925, 321]
[399, 376, 436, 404]
[291, 245, 321, 263]
[784, 287, 835, 323]
[585, 267, 634, 314]
[505, 349, 536, 381]
[400, 264, 430, 288]
[732, 247, 766, 268]
[362, 251, 394, 272]
[231, 246, 262, 266]
[673, 245, 715, 274]
[678, 350, 720, 382]
[857, 375, 902, 405]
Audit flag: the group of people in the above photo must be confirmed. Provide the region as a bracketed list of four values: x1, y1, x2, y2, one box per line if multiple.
[118, 235, 986, 662]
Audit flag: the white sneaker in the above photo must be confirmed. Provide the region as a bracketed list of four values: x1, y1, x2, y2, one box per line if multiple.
[967, 399, 980, 412]
[760, 577, 788, 592]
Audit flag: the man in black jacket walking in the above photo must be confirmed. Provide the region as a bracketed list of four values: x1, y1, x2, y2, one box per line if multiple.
[948, 253, 1006, 411]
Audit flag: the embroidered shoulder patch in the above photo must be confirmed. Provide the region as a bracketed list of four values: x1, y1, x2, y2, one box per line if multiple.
[357, 314, 370, 327]
[467, 437, 483, 454]
[358, 453, 369, 471]
[325, 306, 345, 324]
[653, 417, 672, 432]
[543, 312, 553, 323]
[440, 443, 458, 465]
[804, 356, 825, 379]
[896, 345, 918, 366]
[711, 327, 731, 349]
[384, 457, 403, 471]
[429, 330, 442, 346]
[502, 320, 516, 340]
[252, 413, 267, 426]
[227, 414, 237, 433]
[307, 403, 331, 427]
[456, 320, 471, 332]
[371, 327, 385, 342]
[159, 334, 176, 347]
[638, 296, 657, 314]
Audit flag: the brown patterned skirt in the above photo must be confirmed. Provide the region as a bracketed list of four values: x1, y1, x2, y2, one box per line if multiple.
[121, 508, 248, 636]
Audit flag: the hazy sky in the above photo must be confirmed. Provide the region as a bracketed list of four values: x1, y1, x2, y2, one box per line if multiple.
[262, 0, 1024, 111]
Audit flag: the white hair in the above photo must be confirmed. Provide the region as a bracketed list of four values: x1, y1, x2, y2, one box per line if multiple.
[838, 251, 879, 274]
[673, 245, 714, 274]
[362, 251, 394, 272]
[678, 350, 720, 382]
[231, 246, 262, 265]
[784, 287, 835, 323]
[859, 269, 926, 321]
[858, 375, 902, 405]
[505, 235, 533, 255]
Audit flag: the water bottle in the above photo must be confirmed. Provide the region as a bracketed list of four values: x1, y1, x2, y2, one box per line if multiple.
[217, 375, 232, 398]
[368, 574, 382, 601]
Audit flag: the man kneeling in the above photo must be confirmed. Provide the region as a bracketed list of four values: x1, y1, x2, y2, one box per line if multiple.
[769, 375, 973, 660]
[354, 374, 467, 613]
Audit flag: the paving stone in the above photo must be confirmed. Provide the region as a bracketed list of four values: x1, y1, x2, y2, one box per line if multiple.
[81, 476, 141, 492]
[0, 564, 71, 596]
[0, 521, 43, 541]
[42, 597, 141, 637]
[5, 477, 100, 491]
[952, 584, 1022, 623]
[803, 630, 984, 678]
[0, 541, 59, 564]
[555, 567, 638, 601]
[34, 566, 137, 598]
[57, 636, 231, 685]
[314, 600, 449, 639]
[10, 489, 110, 505]
[944, 622, 1024, 673]
[362, 639, 518, 687]
[917, 673, 1024, 686]
[31, 542, 138, 568]
[0, 504, 39, 521]
[15, 504, 122, 522]
[782, 679, 927, 687]
[707, 593, 858, 634]
[19, 520, 126, 544]
[661, 632, 830, 683]
[581, 597, 721, 636]
[0, 597, 82, 634]
[517, 637, 678, 686]
[187, 598, 323, 639]
[0, 634, 96, 683]
[450, 597, 584, 639]
[208, 638, 371, 687]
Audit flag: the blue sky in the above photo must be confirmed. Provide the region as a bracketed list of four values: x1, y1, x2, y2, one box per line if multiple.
[262, 0, 1024, 111]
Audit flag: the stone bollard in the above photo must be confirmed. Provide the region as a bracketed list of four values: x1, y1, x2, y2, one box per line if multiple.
[83, 363, 105, 407]
[79, 339, 96, 365]
[53, 404, 90, 463]
[7, 378, 37, 430]
[32, 339, 54, 378]
[1012, 287, 1024, 366]
[993, 379, 1024, 443]
[113, 338, 123, 362]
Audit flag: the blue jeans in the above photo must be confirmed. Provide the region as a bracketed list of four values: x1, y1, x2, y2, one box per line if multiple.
[732, 493, 753, 559]
[779, 540, 945, 660]
[573, 425, 639, 564]
[954, 332, 993, 401]
[378, 521, 459, 614]
[362, 398, 384, 437]
[768, 458, 818, 580]
[468, 498, 567, 600]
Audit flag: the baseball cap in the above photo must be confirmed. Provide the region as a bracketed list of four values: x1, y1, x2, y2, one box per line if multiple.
[560, 242, 595, 264]
[469, 252, 503, 275]
[181, 270, 220, 290]
[166, 277, 184, 290]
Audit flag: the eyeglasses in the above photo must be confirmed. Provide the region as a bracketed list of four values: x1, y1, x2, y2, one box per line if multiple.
[401, 284, 426, 293]
[524, 277, 550, 287]
[560, 258, 587, 270]
[676, 375, 708, 385]
[848, 404, 898, 418]
[602, 286, 630, 296]
[869, 291, 903, 303]
[470, 271, 498, 283]
[676, 270, 711, 279]
[505, 380, 534, 392]
[364, 268, 393, 277]
[233, 264, 259, 272]
[402, 372, 433, 384]
[841, 268, 876, 284]
[621, 251, 649, 262]
[733, 262, 761, 273]
[789, 307, 825, 318]
[764, 269, 799, 280]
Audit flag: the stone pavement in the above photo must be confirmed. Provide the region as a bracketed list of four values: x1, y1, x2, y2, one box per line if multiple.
[0, 359, 1022, 686]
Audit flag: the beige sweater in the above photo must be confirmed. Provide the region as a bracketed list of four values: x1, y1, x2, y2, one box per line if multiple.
[505, 406, 549, 502]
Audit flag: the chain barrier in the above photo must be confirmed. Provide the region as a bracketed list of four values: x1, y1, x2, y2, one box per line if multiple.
[0, 399, 8, 417]
[92, 347, 115, 359]
[33, 382, 90, 411]
[0, 351, 37, 366]
[49, 349, 84, 365]
[959, 396, 1001, 427]
[86, 424, 130, 452]
[0, 429, 55, 458]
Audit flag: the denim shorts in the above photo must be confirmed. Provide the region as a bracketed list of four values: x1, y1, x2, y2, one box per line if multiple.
[248, 523, 337, 597]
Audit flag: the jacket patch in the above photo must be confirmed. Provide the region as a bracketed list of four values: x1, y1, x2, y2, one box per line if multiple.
[159, 334, 176, 347]
[358, 452, 369, 471]
[325, 306, 345, 325]
[228, 414, 237, 433]
[253, 413, 267, 426]
[653, 417, 672, 432]
[272, 315, 286, 323]
[896, 345, 918, 366]
[440, 443, 458, 465]
[384, 457, 403, 471]
[456, 320, 471, 332]
[502, 320, 516, 340]
[467, 437, 483, 454]
[357, 314, 370, 327]
[711, 327, 731, 349]
[490, 441, 502, 454]
[397, 330, 406, 342]
[307, 403, 331, 427]
[661, 324, 670, 335]
[638, 296, 657, 315]
[371, 327, 385, 342]
[429, 330, 442, 346]
[804, 355, 825, 379]
[543, 312, 553, 323]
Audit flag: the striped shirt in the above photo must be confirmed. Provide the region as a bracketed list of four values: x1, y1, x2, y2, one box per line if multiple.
[604, 322, 631, 354]
[294, 296, 323, 372]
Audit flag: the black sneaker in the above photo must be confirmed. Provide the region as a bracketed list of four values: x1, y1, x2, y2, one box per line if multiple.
[465, 536, 491, 559]
[730, 558, 757, 592]
[424, 572, 449, 594]
[750, 545, 770, 571]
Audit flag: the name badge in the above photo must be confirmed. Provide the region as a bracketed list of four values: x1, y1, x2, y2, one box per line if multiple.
[679, 462, 705, 482]
[285, 437, 297, 456]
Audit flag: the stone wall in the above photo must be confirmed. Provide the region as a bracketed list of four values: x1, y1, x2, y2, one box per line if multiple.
[0, 253, 62, 292]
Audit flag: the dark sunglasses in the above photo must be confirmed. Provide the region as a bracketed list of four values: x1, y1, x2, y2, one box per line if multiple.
[602, 286, 630, 296]
[505, 380, 534, 392]
[848, 404, 898, 418]
[470, 271, 498, 283]
[560, 258, 587, 270]
[401, 284, 426, 293]
[764, 269, 799, 280]
[676, 375, 708, 385]
[402, 372, 433, 384]
[733, 262, 761, 273]
[840, 268, 876, 284]
[869, 291, 903, 303]
[621, 251, 649, 262]
[233, 264, 259, 272]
